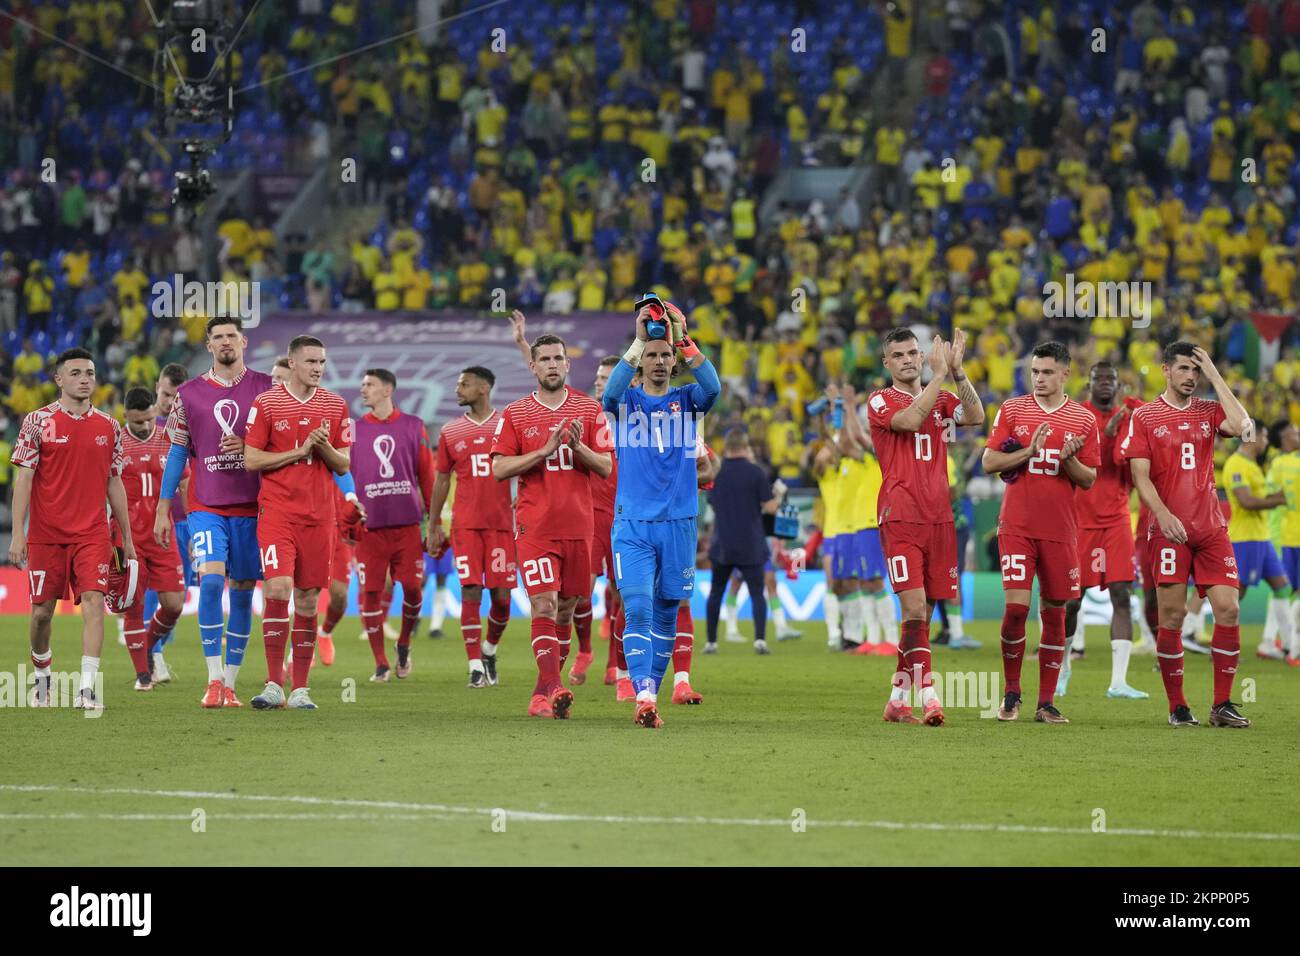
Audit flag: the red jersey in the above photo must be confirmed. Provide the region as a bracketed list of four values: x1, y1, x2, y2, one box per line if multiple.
[1120, 395, 1229, 537]
[1074, 397, 1143, 528]
[592, 447, 619, 515]
[121, 423, 182, 543]
[435, 410, 513, 531]
[11, 402, 124, 545]
[866, 386, 961, 525]
[490, 388, 612, 542]
[244, 385, 354, 526]
[986, 394, 1100, 543]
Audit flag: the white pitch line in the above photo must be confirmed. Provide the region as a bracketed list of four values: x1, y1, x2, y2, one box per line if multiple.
[2, 784, 1298, 843]
[0, 812, 457, 822]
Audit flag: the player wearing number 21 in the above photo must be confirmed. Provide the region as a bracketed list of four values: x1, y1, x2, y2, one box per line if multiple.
[1120, 342, 1254, 728]
[982, 341, 1100, 726]
[490, 333, 614, 719]
[867, 328, 985, 727]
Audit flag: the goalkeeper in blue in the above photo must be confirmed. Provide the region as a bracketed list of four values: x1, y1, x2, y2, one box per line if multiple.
[602, 296, 721, 729]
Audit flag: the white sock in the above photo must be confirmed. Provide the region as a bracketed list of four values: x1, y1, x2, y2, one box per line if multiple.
[481, 639, 498, 658]
[469, 658, 484, 673]
[863, 592, 883, 644]
[32, 649, 52, 675]
[919, 684, 939, 707]
[949, 605, 964, 640]
[80, 655, 100, 695]
[889, 683, 909, 702]
[224, 662, 240, 688]
[773, 605, 789, 629]
[824, 592, 841, 641]
[432, 588, 446, 629]
[1071, 610, 1086, 651]
[842, 594, 863, 644]
[1291, 598, 1300, 657]
[205, 654, 223, 681]
[673, 671, 689, 686]
[1263, 594, 1279, 647]
[616, 667, 629, 680]
[876, 594, 899, 644]
[724, 599, 739, 630]
[636, 689, 655, 703]
[1268, 592, 1292, 650]
[1110, 638, 1133, 688]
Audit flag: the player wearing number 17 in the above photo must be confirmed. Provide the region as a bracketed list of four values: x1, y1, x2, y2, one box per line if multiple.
[490, 334, 614, 718]
[242, 336, 355, 711]
[1120, 342, 1254, 728]
[982, 342, 1100, 725]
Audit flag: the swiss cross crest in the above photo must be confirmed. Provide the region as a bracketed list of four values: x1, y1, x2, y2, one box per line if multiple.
[1064, 432, 1074, 443]
[1014, 425, 1029, 438]
[1153, 425, 1170, 438]
[274, 419, 290, 432]
[669, 401, 681, 413]
[1224, 556, 1237, 568]
[454, 440, 467, 453]
[932, 410, 944, 426]
[95, 435, 107, 446]
[1200, 421, 1211, 437]
[1043, 426, 1053, 437]
[1068, 567, 1080, 580]
[97, 563, 110, 575]
[525, 426, 541, 439]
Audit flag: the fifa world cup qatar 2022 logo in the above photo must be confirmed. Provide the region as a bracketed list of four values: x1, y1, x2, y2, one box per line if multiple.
[213, 399, 241, 440]
[373, 434, 397, 478]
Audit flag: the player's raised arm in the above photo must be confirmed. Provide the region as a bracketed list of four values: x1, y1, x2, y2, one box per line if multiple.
[948, 329, 985, 427]
[1191, 346, 1249, 437]
[602, 307, 653, 412]
[889, 336, 951, 432]
[666, 302, 720, 412]
[837, 383, 871, 456]
[510, 309, 533, 368]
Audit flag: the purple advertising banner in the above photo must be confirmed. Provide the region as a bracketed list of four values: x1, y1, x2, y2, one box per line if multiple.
[250, 312, 633, 424]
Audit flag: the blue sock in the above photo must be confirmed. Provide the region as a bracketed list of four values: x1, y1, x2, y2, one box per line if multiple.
[650, 598, 678, 694]
[621, 589, 655, 697]
[198, 574, 225, 659]
[225, 588, 253, 667]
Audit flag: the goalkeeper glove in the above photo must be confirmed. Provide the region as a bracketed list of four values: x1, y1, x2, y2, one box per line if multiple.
[664, 301, 700, 362]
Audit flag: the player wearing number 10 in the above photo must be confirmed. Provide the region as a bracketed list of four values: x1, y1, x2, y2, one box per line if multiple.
[1121, 341, 1253, 728]
[983, 342, 1100, 725]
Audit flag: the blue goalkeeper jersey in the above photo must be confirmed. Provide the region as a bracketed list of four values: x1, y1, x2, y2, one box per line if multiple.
[603, 358, 720, 521]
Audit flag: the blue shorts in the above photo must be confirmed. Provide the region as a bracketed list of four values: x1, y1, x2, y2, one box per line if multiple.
[1283, 547, 1300, 591]
[832, 530, 863, 580]
[187, 511, 262, 582]
[611, 516, 698, 601]
[858, 527, 887, 580]
[174, 518, 195, 588]
[822, 535, 838, 568]
[1233, 540, 1285, 588]
[424, 550, 455, 578]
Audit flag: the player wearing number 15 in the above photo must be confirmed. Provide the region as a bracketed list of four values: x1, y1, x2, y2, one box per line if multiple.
[983, 342, 1099, 725]
[491, 334, 614, 719]
[867, 328, 985, 727]
[243, 336, 355, 711]
[1121, 341, 1253, 728]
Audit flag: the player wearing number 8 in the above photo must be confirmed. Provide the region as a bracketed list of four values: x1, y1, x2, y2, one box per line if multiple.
[491, 334, 614, 718]
[1121, 341, 1254, 728]
[983, 342, 1100, 725]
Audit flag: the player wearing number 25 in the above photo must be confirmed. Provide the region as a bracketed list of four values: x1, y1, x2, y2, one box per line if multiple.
[491, 333, 614, 719]
[982, 341, 1099, 725]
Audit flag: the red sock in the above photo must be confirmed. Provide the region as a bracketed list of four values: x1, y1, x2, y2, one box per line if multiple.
[461, 599, 482, 660]
[1000, 603, 1030, 696]
[1156, 626, 1187, 710]
[145, 605, 181, 649]
[613, 602, 627, 671]
[557, 620, 571, 670]
[123, 603, 150, 675]
[606, 610, 620, 669]
[291, 612, 316, 690]
[1211, 623, 1240, 706]
[531, 615, 561, 695]
[574, 596, 593, 654]
[486, 592, 510, 650]
[399, 585, 422, 648]
[898, 618, 932, 692]
[378, 583, 394, 633]
[673, 604, 693, 675]
[1038, 605, 1067, 706]
[262, 598, 291, 686]
[321, 601, 344, 636]
[362, 590, 389, 668]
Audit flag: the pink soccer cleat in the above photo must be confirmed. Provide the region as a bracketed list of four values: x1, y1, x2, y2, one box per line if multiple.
[615, 678, 635, 701]
[882, 699, 922, 724]
[671, 681, 703, 705]
[527, 694, 553, 718]
[922, 699, 945, 726]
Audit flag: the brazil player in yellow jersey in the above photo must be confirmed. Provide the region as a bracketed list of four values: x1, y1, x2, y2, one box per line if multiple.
[813, 438, 848, 648]
[1266, 419, 1300, 665]
[1222, 420, 1292, 661]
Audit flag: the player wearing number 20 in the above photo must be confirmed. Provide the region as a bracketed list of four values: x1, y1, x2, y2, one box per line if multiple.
[1121, 341, 1254, 728]
[983, 341, 1099, 725]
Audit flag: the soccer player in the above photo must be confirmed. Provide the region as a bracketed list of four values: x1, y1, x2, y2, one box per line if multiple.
[602, 301, 720, 728]
[119, 388, 187, 691]
[583, 354, 621, 686]
[155, 318, 273, 709]
[492, 334, 612, 717]
[1061, 362, 1148, 699]
[868, 329, 984, 726]
[144, 362, 191, 681]
[983, 341, 1099, 725]
[318, 483, 363, 665]
[243, 335, 354, 711]
[1267, 419, 1300, 665]
[1222, 420, 1292, 661]
[813, 440, 847, 648]
[9, 348, 136, 710]
[1122, 342, 1252, 727]
[353, 368, 434, 681]
[430, 365, 517, 687]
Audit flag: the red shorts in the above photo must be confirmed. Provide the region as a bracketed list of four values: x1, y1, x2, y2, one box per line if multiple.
[515, 536, 589, 598]
[1077, 522, 1135, 589]
[1148, 525, 1238, 597]
[331, 533, 354, 587]
[257, 514, 332, 590]
[880, 521, 958, 602]
[591, 510, 614, 578]
[998, 533, 1081, 601]
[357, 524, 426, 594]
[451, 527, 517, 589]
[1135, 520, 1156, 590]
[26, 539, 112, 604]
[136, 543, 186, 593]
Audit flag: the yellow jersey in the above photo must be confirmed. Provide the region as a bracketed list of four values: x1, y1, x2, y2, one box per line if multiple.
[1222, 452, 1269, 542]
[1267, 451, 1300, 547]
[846, 453, 882, 530]
[817, 466, 850, 537]
[837, 456, 874, 532]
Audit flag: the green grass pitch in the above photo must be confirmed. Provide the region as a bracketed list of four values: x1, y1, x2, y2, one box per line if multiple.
[1, 614, 1297, 865]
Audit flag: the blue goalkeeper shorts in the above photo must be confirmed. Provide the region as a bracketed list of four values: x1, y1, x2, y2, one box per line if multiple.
[611, 516, 698, 601]
[187, 511, 262, 582]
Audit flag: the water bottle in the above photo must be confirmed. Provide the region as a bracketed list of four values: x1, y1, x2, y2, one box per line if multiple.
[806, 397, 829, 417]
[831, 398, 844, 430]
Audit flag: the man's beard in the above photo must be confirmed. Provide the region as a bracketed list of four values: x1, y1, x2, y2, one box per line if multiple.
[539, 375, 566, 393]
[215, 351, 238, 366]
